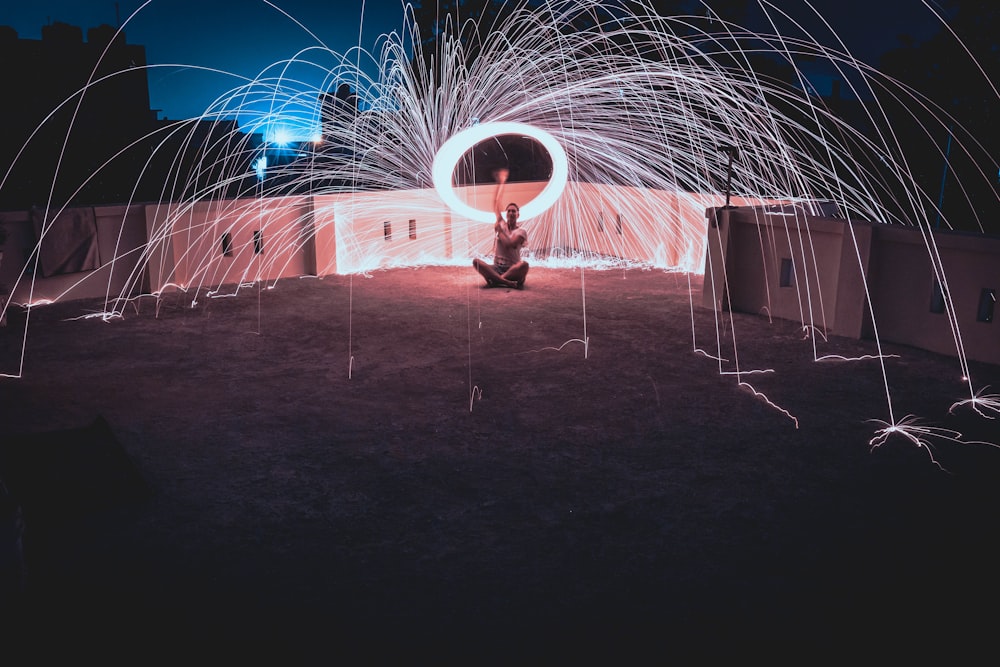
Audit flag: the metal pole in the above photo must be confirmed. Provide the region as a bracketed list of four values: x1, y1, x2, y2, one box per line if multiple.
[936, 124, 953, 229]
[725, 149, 734, 208]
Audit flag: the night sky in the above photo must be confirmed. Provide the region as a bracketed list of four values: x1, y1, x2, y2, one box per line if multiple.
[3, 0, 407, 123]
[2, 1, 947, 129]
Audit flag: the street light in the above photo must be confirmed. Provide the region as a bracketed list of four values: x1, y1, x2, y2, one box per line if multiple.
[253, 154, 268, 182]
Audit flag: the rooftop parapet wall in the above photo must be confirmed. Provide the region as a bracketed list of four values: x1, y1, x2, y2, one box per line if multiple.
[703, 205, 999, 366]
[0, 205, 149, 307]
[702, 205, 873, 338]
[1, 186, 784, 315]
[867, 225, 1000, 365]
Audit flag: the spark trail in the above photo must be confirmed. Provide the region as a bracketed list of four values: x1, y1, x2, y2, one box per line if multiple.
[0, 1, 996, 458]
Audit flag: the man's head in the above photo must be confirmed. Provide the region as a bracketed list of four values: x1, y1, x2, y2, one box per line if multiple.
[505, 203, 520, 227]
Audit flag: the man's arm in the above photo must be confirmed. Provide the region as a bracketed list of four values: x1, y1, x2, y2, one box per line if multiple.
[496, 226, 526, 250]
[493, 168, 509, 225]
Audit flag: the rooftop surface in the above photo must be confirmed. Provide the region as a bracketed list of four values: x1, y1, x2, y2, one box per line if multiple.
[2, 266, 999, 659]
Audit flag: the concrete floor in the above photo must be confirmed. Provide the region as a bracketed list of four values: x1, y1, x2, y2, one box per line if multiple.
[2, 266, 999, 660]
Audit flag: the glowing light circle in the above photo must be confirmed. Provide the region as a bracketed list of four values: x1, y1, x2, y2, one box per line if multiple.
[432, 122, 568, 223]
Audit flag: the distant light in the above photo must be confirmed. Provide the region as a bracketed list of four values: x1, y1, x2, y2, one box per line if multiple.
[432, 121, 567, 223]
[253, 156, 267, 180]
[272, 128, 293, 147]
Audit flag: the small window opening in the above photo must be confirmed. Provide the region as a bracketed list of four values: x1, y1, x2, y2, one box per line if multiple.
[384, 221, 392, 241]
[409, 219, 417, 240]
[929, 278, 946, 314]
[221, 232, 233, 257]
[253, 230, 263, 255]
[615, 214, 623, 235]
[597, 212, 604, 232]
[779, 258, 794, 287]
[976, 288, 996, 323]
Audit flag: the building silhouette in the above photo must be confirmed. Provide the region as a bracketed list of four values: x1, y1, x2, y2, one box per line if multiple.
[0, 22, 156, 209]
[0, 21, 256, 210]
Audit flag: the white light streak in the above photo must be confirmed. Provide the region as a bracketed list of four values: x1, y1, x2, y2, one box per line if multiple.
[739, 382, 799, 428]
[432, 121, 568, 223]
[534, 338, 590, 356]
[0, 1, 995, 464]
[868, 416, 952, 470]
[949, 386, 1000, 420]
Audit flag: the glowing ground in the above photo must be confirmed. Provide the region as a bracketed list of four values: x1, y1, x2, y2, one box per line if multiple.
[2, 266, 999, 659]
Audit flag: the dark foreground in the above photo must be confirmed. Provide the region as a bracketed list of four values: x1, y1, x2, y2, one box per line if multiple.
[2, 266, 999, 660]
